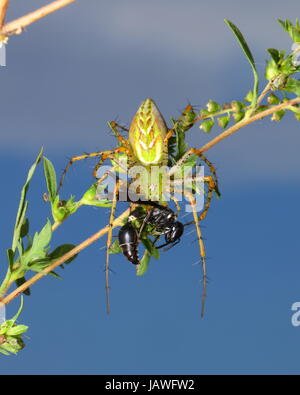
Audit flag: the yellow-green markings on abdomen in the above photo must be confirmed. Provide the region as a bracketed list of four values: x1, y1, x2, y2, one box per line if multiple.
[129, 98, 168, 166]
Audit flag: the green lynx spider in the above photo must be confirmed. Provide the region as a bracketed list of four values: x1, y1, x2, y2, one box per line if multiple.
[58, 99, 220, 316]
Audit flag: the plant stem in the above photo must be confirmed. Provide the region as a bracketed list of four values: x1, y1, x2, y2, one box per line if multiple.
[255, 81, 272, 107]
[0, 208, 130, 306]
[0, 0, 9, 29]
[0, 0, 77, 36]
[198, 97, 300, 154]
[0, 266, 12, 299]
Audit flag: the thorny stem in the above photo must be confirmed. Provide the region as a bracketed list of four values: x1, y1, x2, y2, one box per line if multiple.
[198, 97, 300, 154]
[0, 0, 77, 37]
[0, 0, 9, 29]
[0, 208, 130, 306]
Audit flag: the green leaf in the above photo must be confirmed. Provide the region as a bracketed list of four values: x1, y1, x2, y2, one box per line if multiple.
[267, 48, 280, 64]
[224, 19, 259, 107]
[21, 220, 52, 267]
[176, 129, 188, 160]
[284, 78, 300, 96]
[141, 238, 160, 259]
[6, 249, 14, 271]
[6, 325, 28, 336]
[48, 244, 77, 264]
[15, 277, 31, 296]
[278, 19, 300, 43]
[43, 157, 57, 203]
[0, 336, 25, 354]
[20, 218, 29, 239]
[32, 220, 52, 252]
[109, 239, 122, 254]
[12, 148, 43, 253]
[136, 251, 151, 276]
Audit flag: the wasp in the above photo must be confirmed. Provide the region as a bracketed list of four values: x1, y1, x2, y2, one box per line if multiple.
[118, 202, 184, 265]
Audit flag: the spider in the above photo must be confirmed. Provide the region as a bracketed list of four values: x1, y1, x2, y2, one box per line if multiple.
[57, 98, 220, 316]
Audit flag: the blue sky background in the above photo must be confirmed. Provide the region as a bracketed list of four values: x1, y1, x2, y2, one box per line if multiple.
[0, 0, 300, 374]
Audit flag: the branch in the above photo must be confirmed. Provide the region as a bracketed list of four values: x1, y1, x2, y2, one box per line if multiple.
[0, 208, 130, 306]
[0, 0, 9, 29]
[198, 97, 300, 154]
[0, 0, 77, 36]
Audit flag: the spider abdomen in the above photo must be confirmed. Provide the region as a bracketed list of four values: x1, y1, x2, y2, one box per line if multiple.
[129, 98, 168, 166]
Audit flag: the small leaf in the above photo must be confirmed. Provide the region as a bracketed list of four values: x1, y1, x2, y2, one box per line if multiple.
[244, 90, 254, 103]
[12, 148, 43, 253]
[48, 244, 77, 264]
[32, 220, 52, 252]
[6, 249, 14, 271]
[6, 325, 28, 336]
[15, 277, 31, 296]
[141, 238, 159, 259]
[109, 239, 122, 255]
[224, 19, 259, 107]
[43, 157, 57, 203]
[284, 78, 300, 96]
[267, 48, 280, 64]
[136, 251, 151, 276]
[21, 220, 52, 267]
[20, 218, 29, 239]
[278, 19, 300, 43]
[174, 127, 188, 161]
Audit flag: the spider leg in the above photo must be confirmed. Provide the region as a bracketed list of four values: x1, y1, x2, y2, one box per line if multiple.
[163, 104, 197, 143]
[105, 179, 121, 314]
[197, 153, 220, 196]
[168, 148, 219, 192]
[57, 147, 129, 194]
[108, 120, 129, 135]
[182, 175, 216, 224]
[170, 195, 181, 214]
[181, 189, 207, 317]
[168, 147, 220, 223]
[157, 239, 180, 250]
